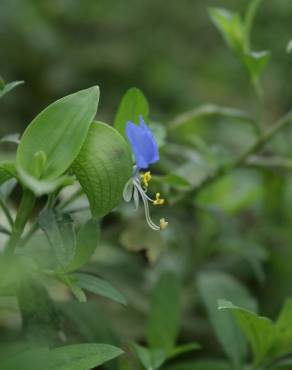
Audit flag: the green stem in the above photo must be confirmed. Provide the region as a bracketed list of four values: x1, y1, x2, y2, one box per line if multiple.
[182, 109, 292, 200]
[0, 197, 13, 228]
[4, 189, 36, 256]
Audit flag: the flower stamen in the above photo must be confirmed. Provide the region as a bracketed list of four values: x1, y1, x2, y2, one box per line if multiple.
[153, 192, 165, 206]
[141, 171, 152, 188]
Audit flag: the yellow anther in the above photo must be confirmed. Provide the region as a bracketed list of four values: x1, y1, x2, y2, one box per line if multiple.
[153, 192, 165, 205]
[159, 218, 168, 229]
[141, 171, 152, 188]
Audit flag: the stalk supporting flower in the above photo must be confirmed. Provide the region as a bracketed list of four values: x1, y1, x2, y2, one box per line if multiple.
[124, 116, 168, 231]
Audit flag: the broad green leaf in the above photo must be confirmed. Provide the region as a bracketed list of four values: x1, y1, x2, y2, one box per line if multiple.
[218, 300, 274, 366]
[208, 7, 246, 55]
[49, 343, 123, 370]
[16, 86, 99, 179]
[147, 272, 181, 353]
[275, 299, 292, 357]
[39, 209, 76, 268]
[114, 87, 149, 136]
[197, 272, 257, 367]
[67, 219, 100, 272]
[131, 343, 166, 370]
[74, 272, 127, 305]
[244, 51, 270, 83]
[17, 167, 73, 196]
[0, 80, 24, 99]
[72, 121, 132, 218]
[0, 161, 16, 186]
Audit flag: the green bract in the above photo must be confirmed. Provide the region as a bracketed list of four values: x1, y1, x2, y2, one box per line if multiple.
[72, 121, 132, 218]
[16, 86, 99, 179]
[114, 87, 149, 137]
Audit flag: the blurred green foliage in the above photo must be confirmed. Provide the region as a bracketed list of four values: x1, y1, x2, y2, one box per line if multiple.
[2, 1, 292, 370]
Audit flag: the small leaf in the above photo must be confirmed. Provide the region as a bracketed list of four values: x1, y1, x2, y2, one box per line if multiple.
[67, 219, 100, 272]
[49, 343, 123, 370]
[147, 272, 181, 353]
[131, 343, 166, 370]
[72, 121, 132, 218]
[74, 272, 127, 305]
[208, 7, 246, 55]
[114, 87, 149, 136]
[16, 86, 99, 179]
[39, 209, 76, 269]
[244, 50, 270, 83]
[0, 80, 24, 99]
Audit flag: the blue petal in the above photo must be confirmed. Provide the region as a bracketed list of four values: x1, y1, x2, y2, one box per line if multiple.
[126, 117, 159, 169]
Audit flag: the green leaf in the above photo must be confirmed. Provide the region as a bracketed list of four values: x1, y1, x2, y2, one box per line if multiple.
[208, 7, 246, 55]
[67, 219, 100, 272]
[0, 80, 24, 99]
[219, 298, 292, 366]
[218, 300, 274, 366]
[244, 0, 264, 50]
[197, 272, 257, 367]
[39, 209, 76, 269]
[72, 121, 132, 218]
[74, 272, 127, 305]
[164, 360, 232, 370]
[147, 272, 181, 353]
[131, 343, 166, 370]
[114, 87, 149, 136]
[0, 161, 16, 186]
[49, 343, 123, 370]
[16, 86, 99, 179]
[244, 50, 270, 83]
[167, 343, 201, 360]
[17, 167, 73, 196]
[275, 299, 292, 357]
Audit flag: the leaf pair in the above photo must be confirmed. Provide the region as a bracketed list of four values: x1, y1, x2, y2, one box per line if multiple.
[219, 299, 292, 368]
[13, 85, 135, 218]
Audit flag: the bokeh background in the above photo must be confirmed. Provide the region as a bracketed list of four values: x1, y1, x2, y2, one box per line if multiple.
[1, 0, 292, 135]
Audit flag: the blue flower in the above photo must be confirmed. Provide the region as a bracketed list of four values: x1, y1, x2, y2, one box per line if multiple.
[125, 116, 159, 169]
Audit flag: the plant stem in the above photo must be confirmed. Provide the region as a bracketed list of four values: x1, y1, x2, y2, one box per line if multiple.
[182, 109, 292, 200]
[0, 197, 13, 228]
[4, 189, 35, 256]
